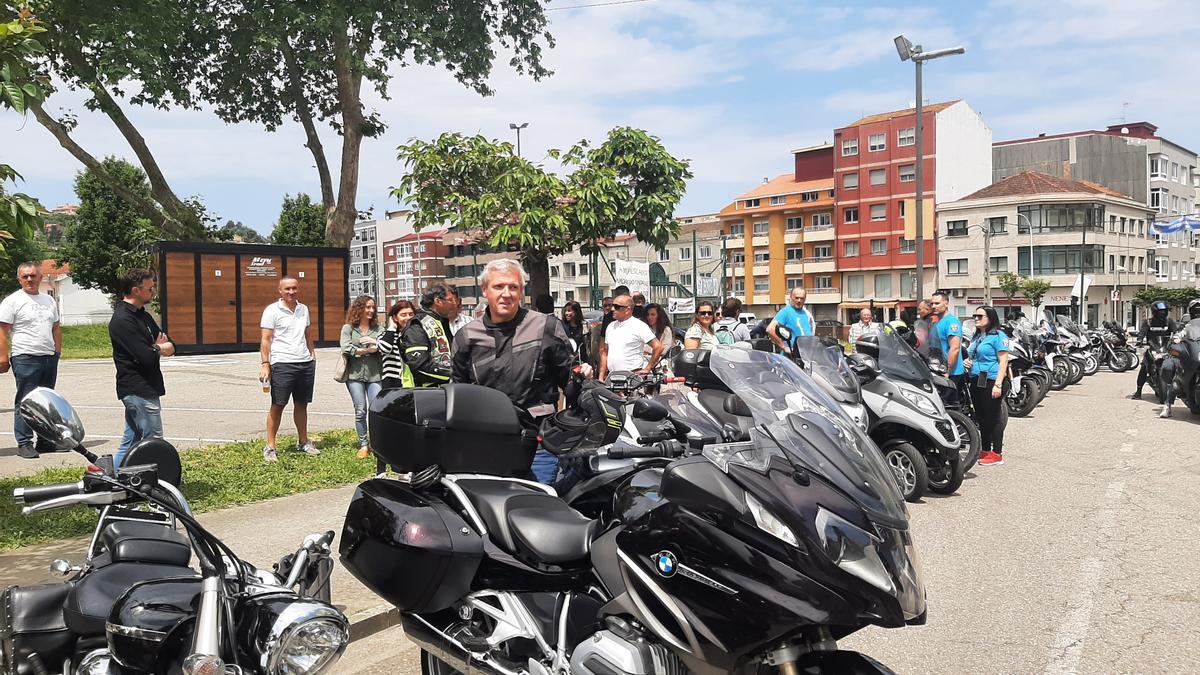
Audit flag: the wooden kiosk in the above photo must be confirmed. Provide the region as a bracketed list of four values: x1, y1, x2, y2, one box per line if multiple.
[156, 241, 349, 354]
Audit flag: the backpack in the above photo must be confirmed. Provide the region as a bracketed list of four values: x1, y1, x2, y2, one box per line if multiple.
[715, 323, 736, 345]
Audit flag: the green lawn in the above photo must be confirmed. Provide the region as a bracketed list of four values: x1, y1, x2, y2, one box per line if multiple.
[0, 429, 373, 551]
[60, 324, 112, 359]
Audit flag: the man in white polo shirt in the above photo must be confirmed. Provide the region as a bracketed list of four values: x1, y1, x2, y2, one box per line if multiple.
[259, 276, 318, 462]
[0, 262, 61, 458]
[598, 293, 663, 381]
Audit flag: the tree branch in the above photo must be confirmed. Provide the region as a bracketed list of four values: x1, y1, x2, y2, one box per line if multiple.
[325, 24, 365, 247]
[280, 38, 335, 215]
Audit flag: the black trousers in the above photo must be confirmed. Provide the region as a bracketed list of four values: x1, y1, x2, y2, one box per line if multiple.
[969, 377, 1009, 454]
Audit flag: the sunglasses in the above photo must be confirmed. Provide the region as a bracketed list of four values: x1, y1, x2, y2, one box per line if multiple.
[613, 303, 630, 310]
[697, 311, 714, 316]
[973, 313, 987, 319]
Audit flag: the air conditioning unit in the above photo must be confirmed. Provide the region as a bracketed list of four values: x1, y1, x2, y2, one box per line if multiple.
[951, 289, 967, 298]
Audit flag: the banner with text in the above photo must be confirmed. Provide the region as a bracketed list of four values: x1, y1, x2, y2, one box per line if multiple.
[668, 297, 695, 314]
[612, 259, 651, 293]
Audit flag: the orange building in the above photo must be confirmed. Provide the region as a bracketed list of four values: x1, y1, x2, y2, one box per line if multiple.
[717, 173, 839, 319]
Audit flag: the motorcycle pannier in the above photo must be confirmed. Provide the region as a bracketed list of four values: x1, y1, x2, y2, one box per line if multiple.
[340, 480, 483, 613]
[369, 384, 535, 476]
[1, 583, 74, 675]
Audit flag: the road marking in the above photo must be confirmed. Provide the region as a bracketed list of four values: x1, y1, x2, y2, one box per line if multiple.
[0, 431, 238, 443]
[1043, 480, 1126, 675]
[64, 405, 354, 417]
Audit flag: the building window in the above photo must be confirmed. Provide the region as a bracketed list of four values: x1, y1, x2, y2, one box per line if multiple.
[812, 213, 832, 228]
[870, 204, 887, 221]
[1150, 188, 1167, 213]
[680, 273, 693, 286]
[869, 169, 886, 186]
[754, 251, 770, 263]
[752, 221, 769, 235]
[698, 246, 711, 259]
[786, 247, 803, 261]
[786, 277, 804, 290]
[874, 274, 892, 297]
[989, 256, 1008, 273]
[801, 191, 819, 202]
[754, 279, 770, 293]
[732, 279, 745, 294]
[870, 238, 886, 255]
[947, 220, 968, 237]
[743, 198, 760, 208]
[1171, 162, 1180, 181]
[731, 252, 745, 264]
[844, 207, 859, 224]
[898, 164, 915, 182]
[770, 195, 786, 206]
[658, 249, 670, 262]
[897, 127, 915, 146]
[579, 263, 589, 275]
[563, 262, 576, 277]
[1016, 244, 1106, 275]
[844, 240, 859, 257]
[786, 217, 803, 231]
[680, 247, 691, 260]
[899, 237, 915, 253]
[728, 222, 744, 236]
[1017, 203, 1107, 232]
[814, 275, 833, 289]
[1150, 155, 1167, 179]
[550, 265, 560, 277]
[565, 290, 574, 302]
[843, 172, 859, 189]
[841, 138, 859, 156]
[848, 274, 865, 297]
[988, 216, 1008, 234]
[868, 133, 886, 152]
[947, 258, 968, 275]
[812, 244, 832, 259]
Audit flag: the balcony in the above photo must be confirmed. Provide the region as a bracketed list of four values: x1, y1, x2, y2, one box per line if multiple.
[784, 261, 804, 274]
[805, 287, 841, 303]
[803, 223, 836, 240]
[803, 257, 836, 273]
[784, 231, 803, 244]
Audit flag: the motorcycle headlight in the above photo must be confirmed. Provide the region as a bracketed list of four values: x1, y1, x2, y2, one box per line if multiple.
[814, 507, 895, 595]
[262, 601, 350, 675]
[900, 389, 940, 417]
[745, 493, 799, 547]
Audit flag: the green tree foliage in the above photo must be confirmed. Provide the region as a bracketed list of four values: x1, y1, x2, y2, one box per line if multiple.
[214, 219, 268, 244]
[395, 128, 692, 296]
[271, 194, 327, 247]
[1021, 278, 1052, 311]
[59, 158, 158, 297]
[1132, 286, 1200, 308]
[0, 11, 49, 257]
[997, 272, 1024, 304]
[0, 227, 49, 294]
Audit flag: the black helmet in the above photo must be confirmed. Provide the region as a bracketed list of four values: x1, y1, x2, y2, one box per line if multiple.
[1152, 300, 1169, 317]
[1189, 299, 1200, 320]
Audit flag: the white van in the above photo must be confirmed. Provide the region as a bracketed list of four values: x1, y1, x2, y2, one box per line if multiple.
[737, 312, 757, 325]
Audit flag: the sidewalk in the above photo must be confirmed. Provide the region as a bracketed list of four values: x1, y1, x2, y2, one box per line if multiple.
[0, 483, 399, 640]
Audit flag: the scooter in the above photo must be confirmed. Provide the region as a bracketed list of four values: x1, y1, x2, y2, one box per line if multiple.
[2, 388, 348, 675]
[1167, 319, 1200, 414]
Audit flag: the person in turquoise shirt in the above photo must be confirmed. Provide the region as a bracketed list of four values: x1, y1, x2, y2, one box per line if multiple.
[768, 287, 814, 350]
[966, 305, 1010, 467]
[931, 291, 964, 377]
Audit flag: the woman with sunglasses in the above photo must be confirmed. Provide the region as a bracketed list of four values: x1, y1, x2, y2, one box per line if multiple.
[684, 301, 721, 350]
[966, 305, 1009, 467]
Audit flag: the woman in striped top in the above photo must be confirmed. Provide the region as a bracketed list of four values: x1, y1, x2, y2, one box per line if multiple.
[377, 300, 416, 390]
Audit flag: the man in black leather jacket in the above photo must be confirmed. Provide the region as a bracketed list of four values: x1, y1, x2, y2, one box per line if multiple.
[1131, 300, 1178, 402]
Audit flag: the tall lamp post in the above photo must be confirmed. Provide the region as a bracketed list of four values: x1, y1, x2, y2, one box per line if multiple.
[894, 35, 964, 301]
[509, 122, 529, 157]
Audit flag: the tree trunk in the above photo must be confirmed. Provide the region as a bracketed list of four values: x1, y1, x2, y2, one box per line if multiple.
[30, 101, 180, 236]
[324, 26, 366, 248]
[55, 37, 205, 239]
[280, 39, 335, 216]
[524, 249, 551, 299]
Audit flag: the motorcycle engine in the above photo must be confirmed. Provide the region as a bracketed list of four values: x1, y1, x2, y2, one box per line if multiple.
[569, 630, 686, 675]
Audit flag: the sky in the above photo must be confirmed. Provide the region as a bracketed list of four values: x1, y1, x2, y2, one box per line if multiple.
[6, 0, 1199, 237]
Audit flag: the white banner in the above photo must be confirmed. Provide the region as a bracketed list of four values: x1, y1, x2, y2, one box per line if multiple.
[1069, 275, 1094, 298]
[667, 297, 694, 314]
[612, 259, 651, 293]
[697, 277, 720, 296]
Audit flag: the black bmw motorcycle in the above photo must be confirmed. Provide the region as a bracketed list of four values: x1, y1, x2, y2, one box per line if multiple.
[1167, 319, 1200, 414]
[1, 388, 349, 675]
[344, 348, 925, 674]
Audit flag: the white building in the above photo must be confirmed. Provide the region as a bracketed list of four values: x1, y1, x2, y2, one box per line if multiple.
[37, 262, 112, 325]
[937, 171, 1155, 326]
[349, 210, 416, 298]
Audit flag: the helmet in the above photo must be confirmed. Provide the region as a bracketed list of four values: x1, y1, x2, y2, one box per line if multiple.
[1151, 300, 1170, 318]
[1188, 298, 1200, 320]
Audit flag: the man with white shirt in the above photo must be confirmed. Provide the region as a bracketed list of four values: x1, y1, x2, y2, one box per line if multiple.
[0, 262, 62, 458]
[848, 308, 882, 345]
[259, 276, 318, 462]
[598, 293, 663, 381]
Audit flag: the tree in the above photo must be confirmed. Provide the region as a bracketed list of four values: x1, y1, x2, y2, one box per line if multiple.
[1132, 286, 1200, 308]
[1021, 278, 1052, 313]
[271, 194, 327, 246]
[59, 157, 158, 297]
[0, 227, 49, 294]
[395, 128, 692, 297]
[215, 219, 268, 244]
[0, 10, 49, 257]
[997, 272, 1023, 305]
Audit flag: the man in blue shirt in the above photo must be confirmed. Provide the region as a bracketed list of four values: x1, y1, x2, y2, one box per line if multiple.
[768, 287, 814, 350]
[930, 291, 965, 395]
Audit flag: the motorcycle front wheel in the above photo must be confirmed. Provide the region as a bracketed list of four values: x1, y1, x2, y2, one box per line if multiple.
[946, 409, 981, 472]
[1066, 358, 1084, 385]
[1107, 349, 1132, 373]
[884, 443, 928, 503]
[1007, 377, 1039, 417]
[1082, 353, 1099, 376]
[1050, 361, 1070, 390]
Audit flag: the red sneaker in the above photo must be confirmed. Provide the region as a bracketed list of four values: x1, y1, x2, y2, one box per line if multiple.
[978, 451, 1005, 466]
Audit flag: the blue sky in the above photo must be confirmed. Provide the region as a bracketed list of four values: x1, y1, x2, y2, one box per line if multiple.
[7, 0, 1199, 236]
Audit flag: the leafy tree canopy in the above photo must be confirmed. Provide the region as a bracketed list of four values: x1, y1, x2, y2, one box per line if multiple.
[214, 219, 268, 244]
[1132, 286, 1200, 308]
[1020, 278, 1052, 309]
[997, 271, 1023, 301]
[271, 194, 326, 246]
[0, 10, 49, 257]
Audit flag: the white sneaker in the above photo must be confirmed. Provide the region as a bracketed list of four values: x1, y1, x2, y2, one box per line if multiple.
[1160, 404, 1172, 418]
[263, 446, 278, 462]
[299, 441, 321, 456]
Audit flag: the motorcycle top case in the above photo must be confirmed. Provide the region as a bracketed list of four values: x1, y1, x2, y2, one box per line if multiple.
[673, 348, 728, 391]
[340, 479, 484, 613]
[1, 583, 74, 675]
[369, 384, 535, 476]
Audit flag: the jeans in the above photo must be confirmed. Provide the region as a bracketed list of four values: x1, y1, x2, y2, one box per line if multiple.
[531, 449, 560, 485]
[116, 395, 164, 468]
[346, 380, 382, 448]
[11, 354, 60, 447]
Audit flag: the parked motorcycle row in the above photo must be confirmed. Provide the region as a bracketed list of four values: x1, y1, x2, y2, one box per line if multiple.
[5, 310, 1198, 674]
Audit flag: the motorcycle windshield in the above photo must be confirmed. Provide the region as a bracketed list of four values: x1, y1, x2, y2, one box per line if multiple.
[706, 348, 907, 527]
[878, 326, 933, 385]
[793, 336, 860, 399]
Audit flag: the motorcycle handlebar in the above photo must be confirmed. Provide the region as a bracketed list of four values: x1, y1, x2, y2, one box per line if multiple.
[13, 481, 84, 505]
[608, 441, 684, 460]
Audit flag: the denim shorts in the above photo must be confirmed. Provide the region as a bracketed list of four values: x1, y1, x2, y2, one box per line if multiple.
[270, 361, 316, 406]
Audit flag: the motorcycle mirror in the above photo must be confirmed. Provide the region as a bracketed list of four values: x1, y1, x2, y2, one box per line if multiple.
[632, 398, 670, 421]
[665, 343, 684, 360]
[19, 388, 90, 456]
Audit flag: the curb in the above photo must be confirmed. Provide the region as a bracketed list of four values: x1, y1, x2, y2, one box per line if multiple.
[348, 603, 401, 642]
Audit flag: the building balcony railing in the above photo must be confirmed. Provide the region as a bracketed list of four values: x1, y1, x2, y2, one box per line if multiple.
[803, 256, 834, 263]
[807, 287, 840, 294]
[804, 223, 834, 232]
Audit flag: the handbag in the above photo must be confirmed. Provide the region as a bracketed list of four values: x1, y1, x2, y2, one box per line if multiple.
[333, 352, 349, 383]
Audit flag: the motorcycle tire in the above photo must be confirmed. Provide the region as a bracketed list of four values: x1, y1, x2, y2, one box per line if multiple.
[927, 446, 964, 496]
[1186, 378, 1200, 415]
[1083, 353, 1100, 376]
[1050, 360, 1070, 391]
[1129, 349, 1141, 369]
[946, 409, 981, 472]
[1151, 377, 1167, 405]
[422, 650, 462, 675]
[1066, 358, 1084, 385]
[884, 442, 928, 503]
[1107, 350, 1132, 373]
[1007, 377, 1039, 418]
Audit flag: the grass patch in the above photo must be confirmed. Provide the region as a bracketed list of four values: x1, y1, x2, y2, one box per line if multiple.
[0, 429, 372, 551]
[61, 324, 112, 359]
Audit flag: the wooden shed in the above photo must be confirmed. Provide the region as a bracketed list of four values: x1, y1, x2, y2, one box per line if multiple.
[156, 241, 349, 354]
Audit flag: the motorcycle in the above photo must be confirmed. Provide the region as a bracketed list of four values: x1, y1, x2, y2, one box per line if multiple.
[1093, 322, 1133, 373]
[344, 348, 926, 674]
[1, 388, 348, 675]
[1167, 319, 1200, 414]
[1002, 322, 1048, 418]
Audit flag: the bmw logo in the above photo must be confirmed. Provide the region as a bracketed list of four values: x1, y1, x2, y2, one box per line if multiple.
[654, 550, 677, 577]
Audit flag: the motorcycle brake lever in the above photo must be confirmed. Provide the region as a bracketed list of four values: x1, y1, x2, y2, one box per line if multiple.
[22, 490, 127, 515]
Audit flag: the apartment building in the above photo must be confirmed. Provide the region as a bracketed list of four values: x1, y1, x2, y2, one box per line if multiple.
[349, 210, 416, 297]
[381, 229, 448, 308]
[937, 172, 1155, 325]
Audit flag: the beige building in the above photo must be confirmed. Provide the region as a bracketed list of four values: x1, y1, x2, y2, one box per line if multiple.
[937, 171, 1155, 325]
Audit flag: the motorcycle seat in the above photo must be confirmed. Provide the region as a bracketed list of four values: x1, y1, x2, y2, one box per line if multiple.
[455, 479, 596, 565]
[63, 562, 197, 635]
[95, 520, 192, 567]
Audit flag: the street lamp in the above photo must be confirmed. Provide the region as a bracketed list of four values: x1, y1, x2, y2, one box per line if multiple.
[509, 122, 529, 157]
[894, 35, 965, 301]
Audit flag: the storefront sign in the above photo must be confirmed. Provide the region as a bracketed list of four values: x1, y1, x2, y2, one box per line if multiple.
[247, 256, 278, 277]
